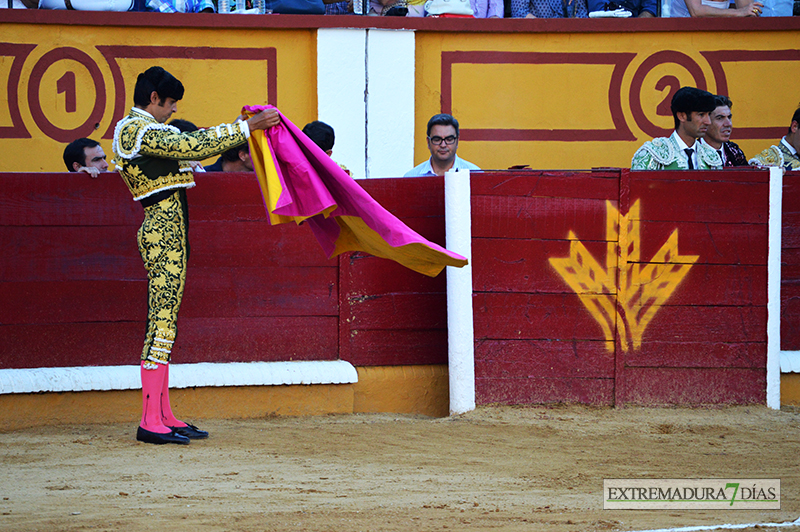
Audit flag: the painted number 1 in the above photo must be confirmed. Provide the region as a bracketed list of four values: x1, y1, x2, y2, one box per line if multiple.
[57, 70, 77, 113]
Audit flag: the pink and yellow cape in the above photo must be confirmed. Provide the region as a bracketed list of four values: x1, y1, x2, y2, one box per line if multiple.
[244, 105, 467, 277]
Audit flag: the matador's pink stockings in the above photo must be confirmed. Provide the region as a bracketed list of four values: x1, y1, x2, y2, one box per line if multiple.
[140, 362, 171, 434]
[160, 364, 187, 428]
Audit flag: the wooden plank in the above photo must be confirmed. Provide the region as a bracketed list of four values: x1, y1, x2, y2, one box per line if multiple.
[189, 221, 332, 268]
[473, 238, 613, 294]
[781, 212, 800, 248]
[781, 172, 800, 213]
[471, 170, 619, 199]
[781, 284, 800, 350]
[0, 173, 140, 226]
[346, 293, 446, 330]
[475, 339, 615, 379]
[342, 329, 447, 366]
[475, 241, 765, 302]
[0, 226, 142, 282]
[359, 176, 446, 218]
[634, 264, 766, 306]
[618, 367, 765, 405]
[182, 266, 338, 318]
[0, 322, 144, 369]
[188, 173, 295, 223]
[635, 168, 769, 185]
[0, 222, 339, 280]
[472, 195, 614, 240]
[172, 317, 338, 363]
[474, 293, 607, 341]
[634, 221, 767, 265]
[781, 248, 800, 280]
[0, 316, 338, 369]
[623, 341, 765, 369]
[0, 280, 146, 324]
[341, 253, 446, 295]
[629, 305, 766, 344]
[0, 268, 340, 324]
[476, 377, 614, 405]
[629, 177, 768, 224]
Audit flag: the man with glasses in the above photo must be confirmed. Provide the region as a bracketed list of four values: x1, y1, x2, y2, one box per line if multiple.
[403, 113, 480, 177]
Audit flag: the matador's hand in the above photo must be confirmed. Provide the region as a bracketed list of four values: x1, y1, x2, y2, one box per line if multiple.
[246, 108, 281, 132]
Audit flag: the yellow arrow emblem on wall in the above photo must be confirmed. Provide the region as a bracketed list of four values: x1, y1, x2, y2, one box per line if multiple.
[549, 200, 698, 352]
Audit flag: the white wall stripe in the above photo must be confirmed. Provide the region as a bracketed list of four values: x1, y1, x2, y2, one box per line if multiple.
[317, 28, 368, 179]
[365, 28, 415, 179]
[0, 360, 358, 395]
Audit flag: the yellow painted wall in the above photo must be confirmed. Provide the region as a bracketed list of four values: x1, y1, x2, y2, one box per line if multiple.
[0, 23, 317, 172]
[414, 30, 800, 170]
[781, 373, 800, 407]
[4, 20, 800, 173]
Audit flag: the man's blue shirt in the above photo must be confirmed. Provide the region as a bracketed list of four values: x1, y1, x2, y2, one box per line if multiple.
[402, 155, 480, 178]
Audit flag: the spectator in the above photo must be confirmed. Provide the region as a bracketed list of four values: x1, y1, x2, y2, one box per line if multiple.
[749, 105, 800, 171]
[404, 113, 480, 177]
[37, 0, 135, 9]
[302, 120, 351, 176]
[669, 0, 762, 17]
[471, 0, 503, 17]
[631, 86, 721, 170]
[63, 138, 109, 178]
[204, 143, 253, 172]
[701, 95, 749, 167]
[324, 0, 352, 12]
[512, 0, 587, 17]
[374, 0, 407, 14]
[2, 0, 37, 7]
[146, 0, 214, 12]
[588, 0, 655, 16]
[168, 119, 207, 172]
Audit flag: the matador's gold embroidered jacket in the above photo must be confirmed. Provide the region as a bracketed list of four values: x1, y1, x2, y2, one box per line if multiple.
[112, 107, 249, 201]
[749, 138, 800, 171]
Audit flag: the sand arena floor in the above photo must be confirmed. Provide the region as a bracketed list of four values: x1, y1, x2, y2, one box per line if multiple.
[1, 404, 799, 532]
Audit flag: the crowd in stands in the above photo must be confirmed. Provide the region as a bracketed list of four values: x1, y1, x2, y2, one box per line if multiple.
[5, 0, 798, 17]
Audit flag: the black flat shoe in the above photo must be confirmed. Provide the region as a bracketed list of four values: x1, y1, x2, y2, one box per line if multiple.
[169, 423, 209, 439]
[136, 426, 191, 445]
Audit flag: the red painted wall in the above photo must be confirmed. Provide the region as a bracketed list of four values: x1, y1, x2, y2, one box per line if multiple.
[1, 169, 791, 405]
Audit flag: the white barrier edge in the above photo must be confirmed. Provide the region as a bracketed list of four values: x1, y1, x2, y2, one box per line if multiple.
[0, 360, 358, 395]
[766, 166, 783, 409]
[445, 168, 475, 415]
[780, 350, 800, 373]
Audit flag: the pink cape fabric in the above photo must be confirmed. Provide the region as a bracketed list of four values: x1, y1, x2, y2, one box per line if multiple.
[244, 105, 468, 277]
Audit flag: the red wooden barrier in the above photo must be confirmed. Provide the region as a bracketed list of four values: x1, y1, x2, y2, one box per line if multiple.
[1, 169, 791, 406]
[472, 168, 770, 406]
[782, 172, 800, 351]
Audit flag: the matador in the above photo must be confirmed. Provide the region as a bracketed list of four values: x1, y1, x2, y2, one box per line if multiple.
[112, 66, 279, 445]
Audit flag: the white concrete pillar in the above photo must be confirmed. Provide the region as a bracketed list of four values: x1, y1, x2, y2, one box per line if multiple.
[445, 168, 475, 415]
[766, 165, 783, 409]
